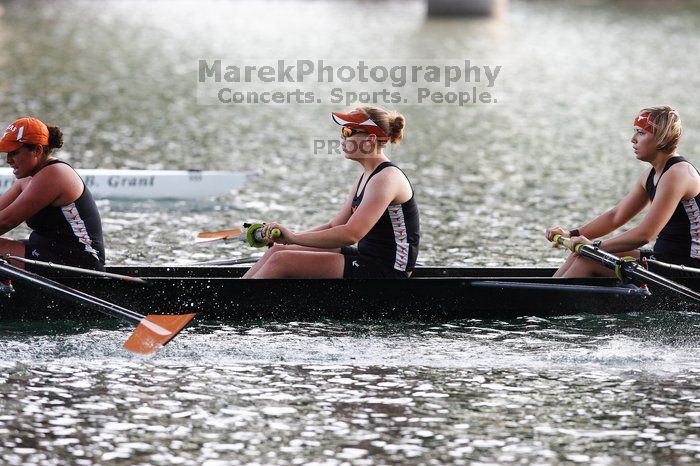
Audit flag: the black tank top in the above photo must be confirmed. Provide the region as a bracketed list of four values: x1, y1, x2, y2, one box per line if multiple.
[25, 160, 106, 264]
[350, 161, 420, 272]
[645, 156, 700, 263]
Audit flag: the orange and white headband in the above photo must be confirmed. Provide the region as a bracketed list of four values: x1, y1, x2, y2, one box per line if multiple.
[332, 112, 388, 140]
[634, 112, 655, 134]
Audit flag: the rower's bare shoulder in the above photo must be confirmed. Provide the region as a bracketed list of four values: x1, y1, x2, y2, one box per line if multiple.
[387, 166, 412, 189]
[371, 166, 407, 184]
[367, 167, 412, 202]
[669, 161, 700, 196]
[37, 161, 73, 174]
[657, 163, 699, 198]
[665, 160, 698, 179]
[685, 161, 700, 179]
[31, 162, 77, 183]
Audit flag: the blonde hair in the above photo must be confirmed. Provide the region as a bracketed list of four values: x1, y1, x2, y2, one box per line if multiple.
[355, 106, 406, 144]
[640, 106, 682, 153]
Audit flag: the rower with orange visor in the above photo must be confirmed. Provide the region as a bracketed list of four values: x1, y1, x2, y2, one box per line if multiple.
[0, 117, 105, 272]
[243, 106, 420, 279]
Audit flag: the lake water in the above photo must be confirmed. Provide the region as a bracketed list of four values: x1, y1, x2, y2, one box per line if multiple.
[1, 0, 700, 464]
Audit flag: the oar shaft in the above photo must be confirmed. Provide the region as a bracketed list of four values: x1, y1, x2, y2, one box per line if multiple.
[6, 256, 148, 285]
[0, 262, 144, 325]
[177, 256, 262, 266]
[194, 224, 281, 246]
[197, 228, 243, 239]
[552, 234, 700, 303]
[646, 258, 700, 275]
[472, 280, 650, 296]
[626, 264, 700, 302]
[554, 234, 617, 265]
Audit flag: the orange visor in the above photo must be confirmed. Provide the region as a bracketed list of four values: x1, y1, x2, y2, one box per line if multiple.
[0, 117, 50, 153]
[332, 111, 388, 140]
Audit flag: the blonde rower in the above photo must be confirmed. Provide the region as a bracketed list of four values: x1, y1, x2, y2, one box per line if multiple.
[547, 106, 699, 277]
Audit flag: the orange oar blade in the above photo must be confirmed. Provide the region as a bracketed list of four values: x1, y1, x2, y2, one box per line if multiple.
[196, 228, 242, 240]
[123, 313, 197, 355]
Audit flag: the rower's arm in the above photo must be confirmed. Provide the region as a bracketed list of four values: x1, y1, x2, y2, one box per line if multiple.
[578, 170, 650, 239]
[290, 174, 397, 248]
[600, 168, 689, 253]
[304, 222, 332, 232]
[0, 174, 62, 235]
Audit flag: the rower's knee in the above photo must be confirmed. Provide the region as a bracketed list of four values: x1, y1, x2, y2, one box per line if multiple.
[563, 254, 609, 278]
[262, 250, 294, 277]
[267, 250, 293, 265]
[263, 245, 286, 257]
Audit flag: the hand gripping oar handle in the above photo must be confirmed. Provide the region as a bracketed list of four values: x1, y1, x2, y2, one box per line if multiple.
[551, 234, 700, 304]
[245, 223, 281, 248]
[195, 224, 282, 246]
[553, 234, 575, 250]
[553, 234, 638, 277]
[554, 234, 600, 255]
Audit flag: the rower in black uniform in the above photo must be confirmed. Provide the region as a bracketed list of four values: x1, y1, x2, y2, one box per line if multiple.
[546, 106, 700, 277]
[243, 106, 420, 279]
[0, 117, 105, 272]
[342, 161, 420, 278]
[643, 155, 700, 268]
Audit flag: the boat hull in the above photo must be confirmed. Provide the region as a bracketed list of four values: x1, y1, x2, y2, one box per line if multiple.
[0, 266, 696, 322]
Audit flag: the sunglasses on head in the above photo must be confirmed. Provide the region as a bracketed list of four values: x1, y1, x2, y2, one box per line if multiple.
[341, 127, 368, 139]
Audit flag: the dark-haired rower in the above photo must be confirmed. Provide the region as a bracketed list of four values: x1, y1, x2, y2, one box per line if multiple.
[244, 106, 420, 279]
[0, 117, 105, 271]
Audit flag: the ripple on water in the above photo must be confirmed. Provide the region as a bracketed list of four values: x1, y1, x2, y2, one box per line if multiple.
[2, 361, 699, 464]
[2, 315, 700, 371]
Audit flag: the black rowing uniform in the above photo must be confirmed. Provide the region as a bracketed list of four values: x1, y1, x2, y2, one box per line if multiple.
[643, 156, 700, 268]
[341, 161, 420, 278]
[21, 160, 106, 272]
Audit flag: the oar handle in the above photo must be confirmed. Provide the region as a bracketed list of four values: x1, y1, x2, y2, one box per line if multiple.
[552, 234, 584, 253]
[256, 226, 281, 242]
[551, 233, 700, 304]
[247, 223, 282, 248]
